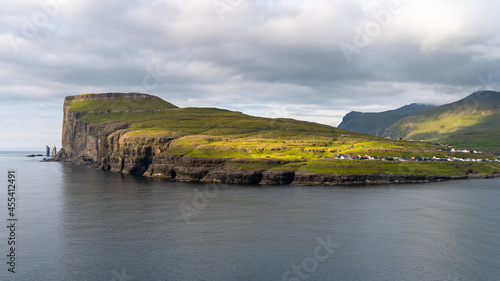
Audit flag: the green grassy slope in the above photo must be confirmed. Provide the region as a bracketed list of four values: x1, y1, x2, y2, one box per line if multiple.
[338, 103, 435, 134]
[68, 94, 177, 112]
[372, 91, 500, 154]
[65, 93, 500, 176]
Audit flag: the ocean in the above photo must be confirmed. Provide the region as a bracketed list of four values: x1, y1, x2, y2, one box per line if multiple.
[1, 151, 499, 281]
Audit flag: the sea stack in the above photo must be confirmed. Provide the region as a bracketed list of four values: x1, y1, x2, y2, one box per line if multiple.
[46, 145, 50, 157]
[52, 146, 57, 157]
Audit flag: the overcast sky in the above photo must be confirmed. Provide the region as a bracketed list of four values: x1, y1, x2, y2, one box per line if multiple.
[2, 0, 500, 149]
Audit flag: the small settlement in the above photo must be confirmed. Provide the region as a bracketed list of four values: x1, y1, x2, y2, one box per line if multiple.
[334, 148, 500, 163]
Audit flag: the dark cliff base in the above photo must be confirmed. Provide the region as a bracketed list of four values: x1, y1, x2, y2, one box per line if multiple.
[50, 153, 499, 186]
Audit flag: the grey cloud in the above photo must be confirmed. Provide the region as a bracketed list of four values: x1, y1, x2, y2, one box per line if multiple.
[2, 0, 500, 148]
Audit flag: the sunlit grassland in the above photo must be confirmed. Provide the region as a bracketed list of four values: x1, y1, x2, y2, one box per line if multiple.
[407, 111, 495, 140]
[401, 111, 500, 154]
[163, 134, 497, 161]
[80, 106, 497, 161]
[68, 95, 177, 112]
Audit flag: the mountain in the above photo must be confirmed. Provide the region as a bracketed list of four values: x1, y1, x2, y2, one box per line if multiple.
[54, 93, 499, 185]
[338, 103, 435, 135]
[372, 91, 500, 154]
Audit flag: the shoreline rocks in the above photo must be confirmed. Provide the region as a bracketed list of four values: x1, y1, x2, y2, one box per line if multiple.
[49, 152, 499, 185]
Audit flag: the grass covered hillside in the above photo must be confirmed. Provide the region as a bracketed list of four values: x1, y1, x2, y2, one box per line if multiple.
[372, 91, 500, 154]
[67, 93, 177, 112]
[63, 93, 500, 177]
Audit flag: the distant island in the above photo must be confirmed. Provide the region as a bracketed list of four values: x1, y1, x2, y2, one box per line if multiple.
[51, 92, 500, 185]
[27, 154, 44, 157]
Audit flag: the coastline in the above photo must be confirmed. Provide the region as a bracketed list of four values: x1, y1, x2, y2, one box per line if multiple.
[45, 156, 500, 186]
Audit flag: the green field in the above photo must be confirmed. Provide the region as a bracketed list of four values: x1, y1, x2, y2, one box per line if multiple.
[68, 94, 177, 112]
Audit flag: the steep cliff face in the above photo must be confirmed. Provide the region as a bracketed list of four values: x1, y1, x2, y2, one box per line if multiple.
[62, 93, 167, 159]
[62, 93, 172, 170]
[62, 109, 102, 161]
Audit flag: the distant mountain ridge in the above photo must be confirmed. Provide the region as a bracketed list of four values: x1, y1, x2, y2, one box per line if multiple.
[338, 103, 435, 135]
[371, 91, 500, 154]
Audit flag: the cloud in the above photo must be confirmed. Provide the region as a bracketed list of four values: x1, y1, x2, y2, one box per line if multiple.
[1, 0, 500, 148]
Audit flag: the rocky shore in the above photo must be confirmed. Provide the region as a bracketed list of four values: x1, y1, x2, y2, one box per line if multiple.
[53, 150, 499, 186]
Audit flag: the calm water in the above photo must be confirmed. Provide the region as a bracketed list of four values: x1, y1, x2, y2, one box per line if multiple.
[1, 151, 500, 281]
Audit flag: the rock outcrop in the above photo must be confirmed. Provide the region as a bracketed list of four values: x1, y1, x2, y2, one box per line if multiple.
[46, 145, 50, 157]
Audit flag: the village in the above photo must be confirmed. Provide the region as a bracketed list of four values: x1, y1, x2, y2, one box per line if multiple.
[333, 148, 500, 163]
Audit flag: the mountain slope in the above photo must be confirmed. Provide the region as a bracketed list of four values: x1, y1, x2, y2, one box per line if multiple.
[338, 103, 435, 134]
[372, 91, 500, 154]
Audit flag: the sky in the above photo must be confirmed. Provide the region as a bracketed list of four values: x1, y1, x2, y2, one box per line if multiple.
[2, 0, 500, 150]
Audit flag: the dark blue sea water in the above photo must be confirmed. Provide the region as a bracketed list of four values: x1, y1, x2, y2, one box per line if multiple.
[1, 151, 500, 281]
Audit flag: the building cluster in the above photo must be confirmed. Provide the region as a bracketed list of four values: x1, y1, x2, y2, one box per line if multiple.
[437, 148, 483, 154]
[333, 153, 500, 163]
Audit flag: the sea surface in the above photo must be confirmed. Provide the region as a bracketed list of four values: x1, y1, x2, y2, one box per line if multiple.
[1, 151, 500, 281]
